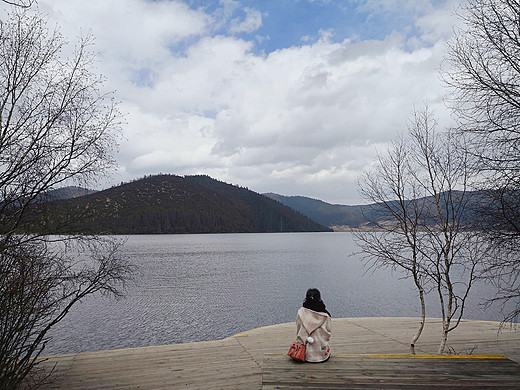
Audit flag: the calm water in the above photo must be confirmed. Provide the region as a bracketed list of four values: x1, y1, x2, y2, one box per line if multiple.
[46, 232, 505, 355]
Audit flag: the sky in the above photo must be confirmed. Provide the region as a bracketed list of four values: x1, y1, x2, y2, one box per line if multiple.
[2, 0, 461, 204]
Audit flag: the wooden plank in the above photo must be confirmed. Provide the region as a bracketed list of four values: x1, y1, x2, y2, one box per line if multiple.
[262, 354, 520, 389]
[43, 337, 263, 390]
[35, 318, 520, 389]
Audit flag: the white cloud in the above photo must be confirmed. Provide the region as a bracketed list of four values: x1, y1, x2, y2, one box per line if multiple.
[414, 2, 458, 44]
[41, 0, 208, 54]
[230, 7, 263, 34]
[118, 30, 449, 202]
[4, 0, 457, 204]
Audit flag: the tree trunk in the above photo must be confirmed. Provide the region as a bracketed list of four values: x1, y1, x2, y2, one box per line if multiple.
[410, 287, 425, 354]
[438, 320, 449, 355]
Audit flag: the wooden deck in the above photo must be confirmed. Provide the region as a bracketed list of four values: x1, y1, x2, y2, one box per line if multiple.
[262, 354, 520, 389]
[36, 317, 520, 389]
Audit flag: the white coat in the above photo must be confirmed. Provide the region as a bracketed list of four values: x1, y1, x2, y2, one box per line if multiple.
[295, 307, 331, 362]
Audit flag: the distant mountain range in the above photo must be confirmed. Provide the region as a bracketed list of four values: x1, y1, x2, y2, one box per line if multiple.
[264, 191, 484, 229]
[26, 175, 490, 235]
[26, 175, 332, 234]
[47, 186, 98, 200]
[263, 193, 369, 228]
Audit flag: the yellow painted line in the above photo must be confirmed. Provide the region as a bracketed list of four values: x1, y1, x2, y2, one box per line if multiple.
[266, 353, 507, 359]
[331, 353, 507, 359]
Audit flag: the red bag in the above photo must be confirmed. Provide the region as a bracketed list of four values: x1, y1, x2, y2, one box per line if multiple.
[287, 341, 306, 361]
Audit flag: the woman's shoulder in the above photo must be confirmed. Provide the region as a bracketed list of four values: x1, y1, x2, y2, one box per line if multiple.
[298, 306, 330, 318]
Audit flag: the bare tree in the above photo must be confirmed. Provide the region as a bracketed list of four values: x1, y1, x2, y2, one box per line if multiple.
[356, 107, 487, 354]
[408, 112, 487, 354]
[0, 8, 131, 389]
[0, 0, 35, 8]
[356, 130, 429, 355]
[444, 0, 520, 322]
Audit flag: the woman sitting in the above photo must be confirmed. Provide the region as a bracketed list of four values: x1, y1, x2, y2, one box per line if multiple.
[295, 288, 331, 362]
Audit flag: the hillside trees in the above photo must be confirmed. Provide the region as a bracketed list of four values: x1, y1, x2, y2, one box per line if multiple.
[32, 174, 331, 234]
[356, 107, 489, 354]
[444, 0, 520, 322]
[0, 8, 131, 389]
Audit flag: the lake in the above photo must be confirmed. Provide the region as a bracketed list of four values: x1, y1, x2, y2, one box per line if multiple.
[46, 232, 506, 356]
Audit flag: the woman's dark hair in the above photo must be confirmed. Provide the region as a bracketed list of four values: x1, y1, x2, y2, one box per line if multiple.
[305, 288, 321, 302]
[303, 288, 331, 316]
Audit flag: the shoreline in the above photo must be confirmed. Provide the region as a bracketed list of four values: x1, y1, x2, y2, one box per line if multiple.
[41, 316, 506, 359]
[37, 317, 520, 389]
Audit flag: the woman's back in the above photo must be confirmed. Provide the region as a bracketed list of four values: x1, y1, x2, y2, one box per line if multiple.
[295, 288, 331, 362]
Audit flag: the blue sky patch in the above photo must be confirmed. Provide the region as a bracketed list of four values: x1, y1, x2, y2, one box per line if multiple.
[183, 0, 447, 53]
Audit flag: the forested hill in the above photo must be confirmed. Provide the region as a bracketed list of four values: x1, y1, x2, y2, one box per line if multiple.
[31, 175, 332, 234]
